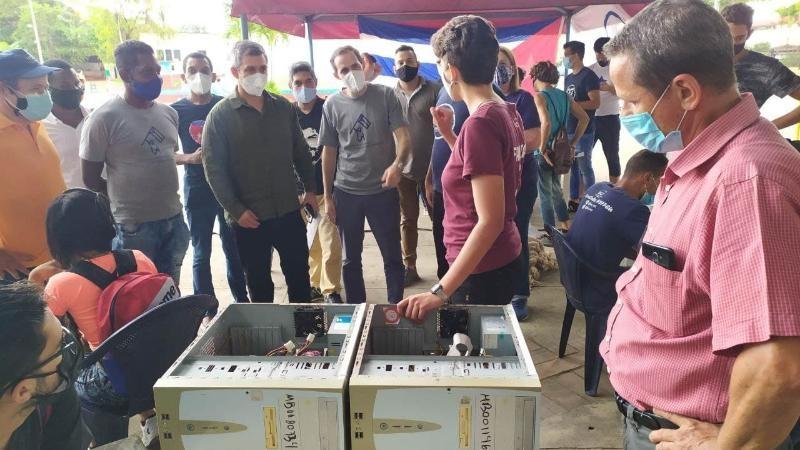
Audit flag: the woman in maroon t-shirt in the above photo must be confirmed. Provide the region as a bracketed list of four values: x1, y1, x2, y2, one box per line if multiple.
[398, 15, 526, 320]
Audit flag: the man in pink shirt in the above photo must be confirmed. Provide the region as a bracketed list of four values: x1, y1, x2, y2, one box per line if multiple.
[600, 0, 800, 448]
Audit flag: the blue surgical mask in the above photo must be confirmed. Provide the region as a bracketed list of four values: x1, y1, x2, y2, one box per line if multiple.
[8, 89, 53, 122]
[131, 76, 163, 101]
[294, 86, 317, 104]
[641, 192, 656, 206]
[620, 85, 688, 154]
[494, 64, 512, 88]
[564, 57, 574, 71]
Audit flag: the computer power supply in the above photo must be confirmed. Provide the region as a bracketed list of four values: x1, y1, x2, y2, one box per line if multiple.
[153, 303, 366, 450]
[349, 304, 541, 450]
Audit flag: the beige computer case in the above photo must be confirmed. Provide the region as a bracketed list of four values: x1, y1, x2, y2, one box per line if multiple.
[349, 304, 542, 450]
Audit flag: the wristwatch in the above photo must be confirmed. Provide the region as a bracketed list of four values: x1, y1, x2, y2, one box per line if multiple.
[430, 282, 449, 304]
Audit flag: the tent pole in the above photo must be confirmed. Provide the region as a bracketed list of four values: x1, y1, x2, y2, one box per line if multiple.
[564, 10, 572, 42]
[305, 16, 315, 68]
[240, 14, 249, 40]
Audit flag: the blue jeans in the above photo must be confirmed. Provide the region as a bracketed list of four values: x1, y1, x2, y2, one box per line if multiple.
[513, 154, 538, 298]
[113, 213, 190, 285]
[569, 131, 596, 200]
[75, 362, 127, 409]
[186, 201, 248, 315]
[334, 188, 404, 304]
[536, 153, 570, 228]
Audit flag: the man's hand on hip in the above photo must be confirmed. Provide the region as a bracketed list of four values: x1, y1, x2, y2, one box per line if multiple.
[382, 164, 402, 189]
[237, 210, 260, 229]
[649, 410, 720, 450]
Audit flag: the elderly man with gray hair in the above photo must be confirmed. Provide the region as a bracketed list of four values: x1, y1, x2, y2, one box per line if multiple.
[599, 0, 800, 448]
[202, 40, 317, 303]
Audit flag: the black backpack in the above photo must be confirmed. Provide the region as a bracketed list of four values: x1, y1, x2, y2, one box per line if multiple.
[542, 90, 574, 175]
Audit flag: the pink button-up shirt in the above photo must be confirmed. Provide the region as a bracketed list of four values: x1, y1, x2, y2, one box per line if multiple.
[601, 94, 800, 423]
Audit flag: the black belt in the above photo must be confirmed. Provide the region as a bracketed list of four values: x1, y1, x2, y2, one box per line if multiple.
[615, 392, 679, 431]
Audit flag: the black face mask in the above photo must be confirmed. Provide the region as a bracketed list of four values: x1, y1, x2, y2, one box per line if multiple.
[395, 65, 419, 83]
[49, 87, 84, 110]
[733, 43, 746, 55]
[598, 59, 609, 67]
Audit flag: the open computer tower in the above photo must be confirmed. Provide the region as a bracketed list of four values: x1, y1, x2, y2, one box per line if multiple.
[349, 304, 542, 450]
[154, 303, 366, 450]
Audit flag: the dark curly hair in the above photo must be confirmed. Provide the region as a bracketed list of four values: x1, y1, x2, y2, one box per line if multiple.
[530, 61, 560, 85]
[430, 15, 499, 85]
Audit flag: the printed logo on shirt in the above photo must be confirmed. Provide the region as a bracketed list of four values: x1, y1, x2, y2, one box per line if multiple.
[350, 113, 372, 143]
[302, 127, 322, 163]
[511, 115, 526, 161]
[141, 126, 166, 155]
[566, 84, 577, 99]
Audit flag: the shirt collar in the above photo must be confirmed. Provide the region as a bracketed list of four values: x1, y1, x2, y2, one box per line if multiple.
[0, 109, 41, 133]
[42, 105, 89, 127]
[229, 88, 273, 110]
[666, 93, 760, 179]
[395, 76, 426, 97]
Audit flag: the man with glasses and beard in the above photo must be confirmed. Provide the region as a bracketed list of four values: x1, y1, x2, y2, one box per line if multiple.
[0, 282, 89, 450]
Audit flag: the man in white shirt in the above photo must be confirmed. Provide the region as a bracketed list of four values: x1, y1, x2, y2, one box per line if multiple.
[589, 37, 622, 183]
[41, 60, 88, 189]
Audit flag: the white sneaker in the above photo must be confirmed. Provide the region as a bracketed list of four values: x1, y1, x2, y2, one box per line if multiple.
[140, 415, 159, 448]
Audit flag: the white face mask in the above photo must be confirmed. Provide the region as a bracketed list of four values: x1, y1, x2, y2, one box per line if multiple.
[240, 73, 268, 96]
[188, 73, 212, 95]
[343, 70, 366, 95]
[437, 63, 453, 99]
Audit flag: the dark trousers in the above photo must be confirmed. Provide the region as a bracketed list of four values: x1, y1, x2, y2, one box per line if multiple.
[450, 258, 518, 306]
[432, 190, 450, 280]
[233, 210, 310, 303]
[186, 202, 249, 315]
[594, 115, 622, 179]
[513, 154, 539, 298]
[334, 188, 404, 304]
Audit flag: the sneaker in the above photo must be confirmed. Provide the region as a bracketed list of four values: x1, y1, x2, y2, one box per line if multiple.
[309, 287, 324, 302]
[140, 415, 159, 448]
[540, 235, 554, 247]
[325, 292, 343, 304]
[404, 267, 421, 287]
[511, 296, 529, 321]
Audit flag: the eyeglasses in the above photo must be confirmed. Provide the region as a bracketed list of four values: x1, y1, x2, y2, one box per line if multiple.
[1, 327, 83, 394]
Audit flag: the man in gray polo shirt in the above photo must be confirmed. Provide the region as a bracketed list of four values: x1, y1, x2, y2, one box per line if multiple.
[81, 40, 189, 283]
[392, 44, 440, 286]
[320, 45, 412, 304]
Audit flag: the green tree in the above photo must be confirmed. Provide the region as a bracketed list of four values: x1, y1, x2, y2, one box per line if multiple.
[12, 1, 100, 64]
[0, 0, 28, 44]
[85, 0, 174, 63]
[226, 19, 288, 46]
[778, 2, 800, 24]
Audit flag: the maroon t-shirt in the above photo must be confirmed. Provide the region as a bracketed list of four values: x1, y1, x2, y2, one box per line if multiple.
[442, 101, 525, 273]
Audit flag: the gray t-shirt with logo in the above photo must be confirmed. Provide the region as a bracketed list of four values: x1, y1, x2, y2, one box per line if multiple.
[319, 84, 408, 195]
[80, 96, 181, 224]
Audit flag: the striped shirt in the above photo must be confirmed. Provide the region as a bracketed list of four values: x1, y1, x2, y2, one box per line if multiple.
[601, 94, 800, 423]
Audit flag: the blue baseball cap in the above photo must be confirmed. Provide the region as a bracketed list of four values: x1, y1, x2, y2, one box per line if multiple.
[0, 49, 59, 81]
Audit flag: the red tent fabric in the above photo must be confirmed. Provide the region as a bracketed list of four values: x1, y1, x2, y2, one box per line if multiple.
[232, 0, 648, 38]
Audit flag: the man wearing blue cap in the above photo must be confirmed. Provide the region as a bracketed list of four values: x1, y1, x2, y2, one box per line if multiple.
[0, 49, 66, 285]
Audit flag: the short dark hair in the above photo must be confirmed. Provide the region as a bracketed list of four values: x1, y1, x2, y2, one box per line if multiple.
[0, 282, 48, 395]
[721, 3, 754, 29]
[232, 40, 266, 68]
[46, 189, 116, 269]
[593, 37, 611, 54]
[182, 51, 213, 73]
[114, 40, 154, 72]
[624, 150, 669, 177]
[329, 45, 363, 71]
[604, 0, 736, 96]
[395, 45, 416, 55]
[289, 61, 316, 80]
[43, 59, 71, 83]
[530, 61, 560, 85]
[563, 41, 585, 59]
[431, 15, 499, 85]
